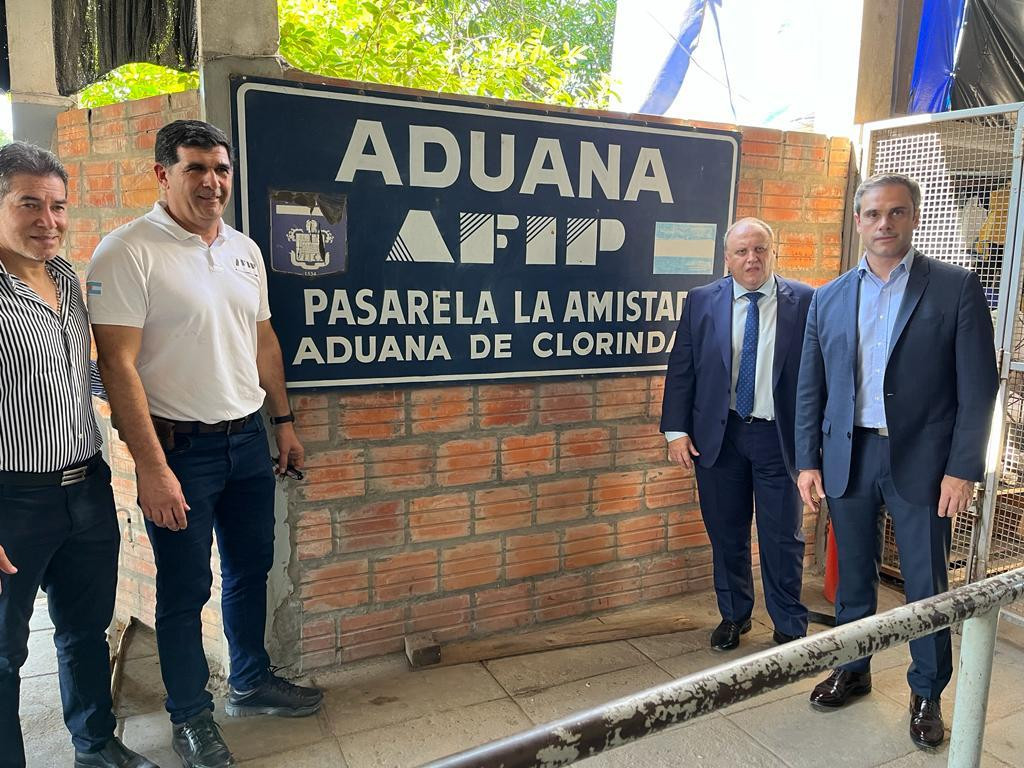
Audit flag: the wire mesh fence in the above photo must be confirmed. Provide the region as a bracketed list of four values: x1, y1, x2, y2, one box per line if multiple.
[866, 108, 1022, 618]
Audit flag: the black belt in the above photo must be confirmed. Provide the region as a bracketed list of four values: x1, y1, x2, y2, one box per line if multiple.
[156, 413, 256, 435]
[854, 425, 889, 437]
[730, 410, 773, 424]
[0, 453, 103, 487]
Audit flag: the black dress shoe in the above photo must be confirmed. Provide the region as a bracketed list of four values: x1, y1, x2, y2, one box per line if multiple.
[772, 630, 803, 644]
[710, 619, 751, 651]
[909, 694, 944, 749]
[74, 737, 160, 767]
[809, 669, 872, 709]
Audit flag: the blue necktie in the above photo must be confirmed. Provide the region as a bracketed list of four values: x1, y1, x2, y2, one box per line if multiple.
[735, 292, 762, 419]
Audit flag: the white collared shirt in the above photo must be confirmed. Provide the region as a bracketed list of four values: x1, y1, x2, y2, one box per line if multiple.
[86, 202, 271, 423]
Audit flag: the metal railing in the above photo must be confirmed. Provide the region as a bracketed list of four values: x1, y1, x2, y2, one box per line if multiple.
[423, 567, 1024, 768]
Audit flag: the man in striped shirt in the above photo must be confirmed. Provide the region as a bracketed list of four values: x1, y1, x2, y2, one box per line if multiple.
[0, 143, 157, 768]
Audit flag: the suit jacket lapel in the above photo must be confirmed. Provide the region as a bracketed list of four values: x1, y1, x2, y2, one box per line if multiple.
[889, 251, 929, 358]
[773, 276, 796, 388]
[842, 269, 859, 379]
[712, 277, 733, 375]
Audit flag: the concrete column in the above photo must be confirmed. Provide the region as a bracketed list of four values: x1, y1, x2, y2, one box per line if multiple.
[5, 0, 74, 147]
[854, 0, 901, 124]
[197, 0, 285, 148]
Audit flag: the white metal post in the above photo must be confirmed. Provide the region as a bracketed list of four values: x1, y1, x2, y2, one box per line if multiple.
[948, 608, 1001, 768]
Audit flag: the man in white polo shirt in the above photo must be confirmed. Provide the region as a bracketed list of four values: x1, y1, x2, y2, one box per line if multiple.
[88, 120, 320, 768]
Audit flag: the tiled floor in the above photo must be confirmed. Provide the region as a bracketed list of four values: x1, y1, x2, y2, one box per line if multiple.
[20, 578, 1024, 767]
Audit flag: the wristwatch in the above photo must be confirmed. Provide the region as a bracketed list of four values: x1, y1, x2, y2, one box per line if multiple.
[270, 412, 295, 425]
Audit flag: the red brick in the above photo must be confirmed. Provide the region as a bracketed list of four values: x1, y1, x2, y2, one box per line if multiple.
[809, 181, 845, 198]
[373, 550, 438, 602]
[762, 194, 801, 210]
[741, 155, 781, 171]
[761, 207, 803, 223]
[409, 492, 471, 541]
[84, 190, 116, 208]
[410, 387, 473, 434]
[536, 477, 590, 524]
[127, 94, 168, 117]
[595, 388, 647, 421]
[742, 141, 782, 158]
[738, 178, 761, 194]
[616, 514, 666, 559]
[478, 390, 534, 429]
[436, 437, 497, 486]
[300, 558, 369, 612]
[558, 427, 612, 472]
[533, 574, 588, 622]
[785, 131, 827, 147]
[538, 382, 593, 424]
[615, 423, 666, 467]
[782, 158, 826, 175]
[742, 127, 783, 144]
[500, 432, 556, 480]
[91, 120, 125, 139]
[121, 189, 158, 208]
[121, 171, 159, 193]
[57, 108, 89, 127]
[408, 595, 472, 640]
[81, 161, 115, 176]
[762, 180, 803, 196]
[563, 523, 615, 570]
[593, 471, 644, 516]
[441, 540, 501, 590]
[505, 532, 559, 580]
[473, 485, 532, 533]
[337, 499, 404, 553]
[339, 606, 406, 661]
[667, 509, 711, 550]
[170, 90, 201, 110]
[367, 444, 433, 492]
[473, 584, 532, 632]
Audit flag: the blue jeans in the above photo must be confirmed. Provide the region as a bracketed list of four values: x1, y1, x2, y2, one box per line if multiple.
[0, 461, 119, 767]
[146, 416, 276, 724]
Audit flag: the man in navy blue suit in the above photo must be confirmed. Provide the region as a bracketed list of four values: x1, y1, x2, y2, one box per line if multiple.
[662, 217, 813, 652]
[795, 173, 998, 750]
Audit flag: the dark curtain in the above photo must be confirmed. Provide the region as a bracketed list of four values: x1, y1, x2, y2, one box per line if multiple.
[952, 0, 1024, 109]
[52, 0, 198, 96]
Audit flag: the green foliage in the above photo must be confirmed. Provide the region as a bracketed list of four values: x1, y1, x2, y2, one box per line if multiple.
[74, 1, 617, 110]
[278, 0, 616, 107]
[78, 63, 199, 109]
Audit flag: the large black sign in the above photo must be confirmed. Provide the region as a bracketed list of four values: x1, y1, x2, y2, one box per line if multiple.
[232, 77, 739, 388]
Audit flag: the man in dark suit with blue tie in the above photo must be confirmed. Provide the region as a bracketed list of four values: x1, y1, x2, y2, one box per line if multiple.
[795, 173, 998, 750]
[662, 217, 813, 652]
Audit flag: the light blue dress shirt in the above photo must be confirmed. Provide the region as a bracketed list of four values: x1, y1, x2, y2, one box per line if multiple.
[855, 250, 914, 428]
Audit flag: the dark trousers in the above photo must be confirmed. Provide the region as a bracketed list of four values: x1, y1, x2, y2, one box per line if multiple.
[146, 416, 276, 724]
[694, 414, 808, 637]
[0, 463, 119, 767]
[828, 430, 953, 699]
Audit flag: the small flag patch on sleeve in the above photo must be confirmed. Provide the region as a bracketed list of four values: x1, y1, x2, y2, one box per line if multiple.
[86, 281, 102, 296]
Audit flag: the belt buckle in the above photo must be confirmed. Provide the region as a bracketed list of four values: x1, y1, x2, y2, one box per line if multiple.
[60, 466, 89, 486]
[740, 414, 755, 424]
[225, 416, 248, 435]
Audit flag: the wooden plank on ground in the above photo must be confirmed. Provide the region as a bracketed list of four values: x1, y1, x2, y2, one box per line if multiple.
[418, 602, 696, 668]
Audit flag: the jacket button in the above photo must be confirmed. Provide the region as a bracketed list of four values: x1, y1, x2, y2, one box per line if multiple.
[847, 431, 852, 439]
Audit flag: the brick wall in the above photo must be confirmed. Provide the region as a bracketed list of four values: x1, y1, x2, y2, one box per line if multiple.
[55, 90, 851, 673]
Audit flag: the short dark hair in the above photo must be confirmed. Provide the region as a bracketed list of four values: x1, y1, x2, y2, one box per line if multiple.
[0, 141, 69, 201]
[854, 173, 922, 215]
[154, 120, 234, 168]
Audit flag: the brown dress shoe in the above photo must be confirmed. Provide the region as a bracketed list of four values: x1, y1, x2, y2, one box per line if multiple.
[909, 694, 944, 749]
[809, 669, 872, 709]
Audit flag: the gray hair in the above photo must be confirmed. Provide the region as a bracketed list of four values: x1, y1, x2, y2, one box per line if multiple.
[854, 173, 922, 215]
[0, 141, 69, 201]
[724, 216, 775, 249]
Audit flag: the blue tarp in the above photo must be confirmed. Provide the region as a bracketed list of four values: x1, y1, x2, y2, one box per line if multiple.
[909, 0, 967, 113]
